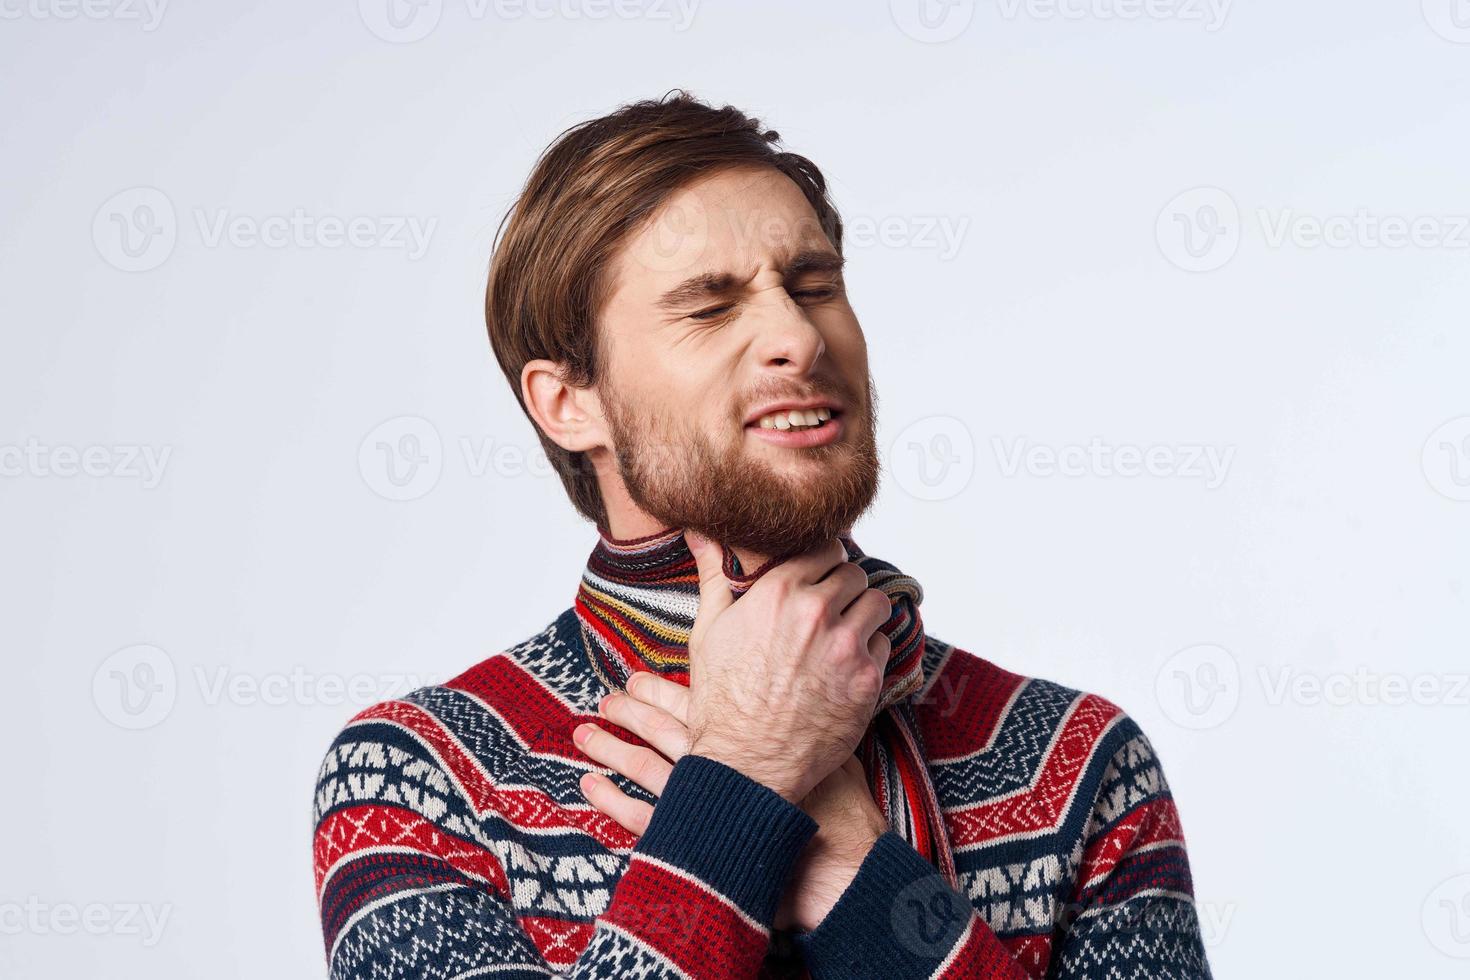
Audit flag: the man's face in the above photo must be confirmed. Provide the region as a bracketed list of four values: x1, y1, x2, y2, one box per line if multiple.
[593, 164, 880, 559]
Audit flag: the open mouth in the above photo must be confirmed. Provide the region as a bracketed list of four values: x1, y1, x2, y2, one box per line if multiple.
[747, 407, 841, 432]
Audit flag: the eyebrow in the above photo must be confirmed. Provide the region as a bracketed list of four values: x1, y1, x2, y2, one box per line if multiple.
[655, 247, 845, 312]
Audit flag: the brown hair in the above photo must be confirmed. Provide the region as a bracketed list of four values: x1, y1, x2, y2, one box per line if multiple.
[484, 89, 845, 529]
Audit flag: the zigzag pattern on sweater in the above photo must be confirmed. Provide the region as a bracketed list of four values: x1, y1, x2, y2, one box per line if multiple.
[314, 604, 1210, 978]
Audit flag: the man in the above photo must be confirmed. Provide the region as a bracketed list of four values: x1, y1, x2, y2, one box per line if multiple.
[312, 91, 1212, 979]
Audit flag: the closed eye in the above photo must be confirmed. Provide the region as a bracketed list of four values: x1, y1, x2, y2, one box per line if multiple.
[689, 285, 836, 320]
[689, 304, 735, 321]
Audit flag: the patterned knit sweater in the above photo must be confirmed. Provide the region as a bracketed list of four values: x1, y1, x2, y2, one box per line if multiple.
[312, 531, 1212, 979]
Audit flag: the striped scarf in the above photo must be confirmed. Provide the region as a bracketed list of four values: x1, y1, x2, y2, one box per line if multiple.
[573, 524, 959, 890]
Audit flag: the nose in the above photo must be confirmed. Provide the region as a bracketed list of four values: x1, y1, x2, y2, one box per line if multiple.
[751, 290, 826, 374]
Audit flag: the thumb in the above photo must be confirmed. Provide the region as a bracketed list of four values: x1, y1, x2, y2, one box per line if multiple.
[684, 529, 734, 628]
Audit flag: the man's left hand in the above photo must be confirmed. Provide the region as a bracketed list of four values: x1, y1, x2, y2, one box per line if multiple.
[571, 671, 887, 933]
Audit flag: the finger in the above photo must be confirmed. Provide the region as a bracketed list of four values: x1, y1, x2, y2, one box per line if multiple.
[866, 629, 893, 675]
[578, 771, 654, 836]
[848, 587, 895, 643]
[815, 559, 872, 619]
[626, 670, 690, 725]
[575, 721, 675, 796]
[598, 692, 691, 764]
[685, 529, 734, 624]
[775, 536, 851, 587]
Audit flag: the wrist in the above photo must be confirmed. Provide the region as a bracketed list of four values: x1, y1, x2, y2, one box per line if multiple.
[795, 830, 882, 932]
[689, 740, 805, 804]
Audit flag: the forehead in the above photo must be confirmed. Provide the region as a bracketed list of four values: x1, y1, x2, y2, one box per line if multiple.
[607, 165, 835, 303]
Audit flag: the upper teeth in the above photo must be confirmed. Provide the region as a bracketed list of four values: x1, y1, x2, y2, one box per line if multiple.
[758, 407, 833, 430]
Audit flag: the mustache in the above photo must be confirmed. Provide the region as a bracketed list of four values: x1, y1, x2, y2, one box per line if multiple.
[738, 378, 856, 416]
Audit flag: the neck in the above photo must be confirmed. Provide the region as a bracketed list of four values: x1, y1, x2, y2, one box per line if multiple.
[568, 519, 953, 884]
[571, 519, 931, 708]
[572, 520, 841, 693]
[599, 509, 774, 586]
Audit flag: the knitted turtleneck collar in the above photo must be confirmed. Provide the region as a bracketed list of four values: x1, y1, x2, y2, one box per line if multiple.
[571, 521, 960, 888]
[572, 523, 929, 704]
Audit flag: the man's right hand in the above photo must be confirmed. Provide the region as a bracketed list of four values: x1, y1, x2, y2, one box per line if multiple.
[682, 530, 893, 804]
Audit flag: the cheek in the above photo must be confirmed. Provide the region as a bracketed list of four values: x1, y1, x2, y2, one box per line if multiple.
[817, 308, 868, 363]
[642, 367, 732, 436]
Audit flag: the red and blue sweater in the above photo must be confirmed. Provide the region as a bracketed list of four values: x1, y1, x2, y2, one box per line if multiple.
[312, 530, 1212, 978]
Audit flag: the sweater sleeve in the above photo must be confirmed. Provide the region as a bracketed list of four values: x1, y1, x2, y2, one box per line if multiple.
[794, 830, 1033, 979]
[1047, 717, 1213, 979]
[314, 706, 816, 980]
[795, 713, 1213, 980]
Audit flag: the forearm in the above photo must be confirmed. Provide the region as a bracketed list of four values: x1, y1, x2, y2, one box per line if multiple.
[599, 752, 818, 976]
[795, 830, 1032, 979]
[320, 735, 816, 979]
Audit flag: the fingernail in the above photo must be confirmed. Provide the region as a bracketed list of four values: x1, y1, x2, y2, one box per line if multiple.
[572, 723, 590, 745]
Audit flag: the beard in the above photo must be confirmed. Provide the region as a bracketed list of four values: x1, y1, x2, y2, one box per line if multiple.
[601, 374, 882, 560]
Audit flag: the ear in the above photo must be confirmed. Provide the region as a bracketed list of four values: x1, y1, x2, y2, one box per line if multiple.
[521, 358, 610, 454]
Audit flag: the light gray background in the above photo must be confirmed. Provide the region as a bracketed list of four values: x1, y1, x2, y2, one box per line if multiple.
[3, 1, 1468, 977]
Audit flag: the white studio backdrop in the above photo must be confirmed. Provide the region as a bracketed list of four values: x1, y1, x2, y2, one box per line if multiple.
[2, 2, 1468, 977]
